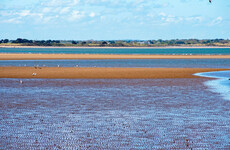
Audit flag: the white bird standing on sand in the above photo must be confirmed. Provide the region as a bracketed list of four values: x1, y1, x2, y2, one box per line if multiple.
[32, 73, 37, 76]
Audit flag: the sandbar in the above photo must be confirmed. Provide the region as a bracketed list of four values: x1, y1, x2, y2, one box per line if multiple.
[1, 53, 230, 60]
[0, 67, 228, 79]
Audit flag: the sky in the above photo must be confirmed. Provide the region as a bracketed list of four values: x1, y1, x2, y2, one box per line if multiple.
[0, 0, 229, 40]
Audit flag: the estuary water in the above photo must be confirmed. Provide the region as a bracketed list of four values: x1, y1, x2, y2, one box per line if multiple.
[195, 71, 230, 101]
[1, 59, 230, 68]
[0, 47, 230, 54]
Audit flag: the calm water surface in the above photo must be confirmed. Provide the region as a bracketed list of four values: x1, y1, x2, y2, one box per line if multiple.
[1, 59, 230, 68]
[195, 71, 230, 101]
[0, 47, 230, 54]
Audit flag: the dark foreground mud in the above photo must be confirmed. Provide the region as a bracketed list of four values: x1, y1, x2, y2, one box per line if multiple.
[0, 78, 230, 149]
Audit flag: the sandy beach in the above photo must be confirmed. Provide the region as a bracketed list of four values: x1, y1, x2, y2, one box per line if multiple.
[1, 53, 230, 60]
[0, 67, 228, 79]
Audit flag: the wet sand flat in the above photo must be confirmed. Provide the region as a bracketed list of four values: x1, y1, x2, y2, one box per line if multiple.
[1, 53, 230, 60]
[1, 78, 230, 149]
[0, 67, 229, 79]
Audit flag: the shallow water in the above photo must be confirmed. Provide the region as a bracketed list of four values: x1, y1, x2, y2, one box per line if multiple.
[1, 47, 230, 54]
[1, 59, 230, 68]
[195, 71, 230, 101]
[1, 78, 230, 149]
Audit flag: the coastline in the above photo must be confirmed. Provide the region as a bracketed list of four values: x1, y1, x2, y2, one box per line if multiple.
[1, 53, 230, 60]
[0, 67, 228, 79]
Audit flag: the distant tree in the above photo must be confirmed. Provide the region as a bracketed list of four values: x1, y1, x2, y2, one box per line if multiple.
[3, 39, 9, 43]
[54, 40, 60, 44]
[157, 39, 163, 43]
[46, 40, 52, 44]
[168, 40, 176, 45]
[12, 38, 32, 44]
[28, 40, 33, 43]
[102, 41, 108, 45]
[206, 40, 211, 44]
[81, 41, 87, 45]
[108, 41, 115, 44]
[72, 41, 78, 44]
[40, 40, 46, 44]
[175, 41, 185, 45]
[23, 39, 31, 43]
[16, 38, 23, 43]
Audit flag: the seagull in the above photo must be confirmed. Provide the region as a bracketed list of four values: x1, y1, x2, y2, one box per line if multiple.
[209, 0, 211, 3]
[20, 80, 23, 84]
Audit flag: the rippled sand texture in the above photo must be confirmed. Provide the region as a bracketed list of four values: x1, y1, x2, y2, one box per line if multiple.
[1, 78, 230, 149]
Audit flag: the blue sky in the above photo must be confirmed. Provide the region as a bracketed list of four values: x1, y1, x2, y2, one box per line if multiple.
[0, 0, 229, 40]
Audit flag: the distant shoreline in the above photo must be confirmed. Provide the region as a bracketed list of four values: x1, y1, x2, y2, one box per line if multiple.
[1, 45, 230, 49]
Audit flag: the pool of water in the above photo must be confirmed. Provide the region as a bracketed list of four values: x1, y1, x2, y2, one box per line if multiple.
[195, 71, 230, 101]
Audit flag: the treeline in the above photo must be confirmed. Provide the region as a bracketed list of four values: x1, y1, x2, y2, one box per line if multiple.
[1, 38, 230, 47]
[0, 38, 64, 46]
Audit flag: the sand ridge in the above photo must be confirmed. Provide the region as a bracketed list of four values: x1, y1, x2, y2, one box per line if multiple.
[0, 67, 229, 79]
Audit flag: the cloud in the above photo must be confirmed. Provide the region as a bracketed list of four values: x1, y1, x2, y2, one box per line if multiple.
[1, 17, 21, 24]
[17, 10, 30, 17]
[72, 0, 80, 5]
[211, 16, 223, 25]
[68, 10, 85, 21]
[158, 12, 204, 25]
[42, 7, 51, 13]
[89, 12, 96, 17]
[0, 0, 228, 29]
[185, 16, 203, 22]
[60, 7, 70, 14]
[42, 0, 66, 7]
[159, 12, 166, 17]
[159, 13, 183, 24]
[0, 0, 176, 25]
[42, 0, 79, 7]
